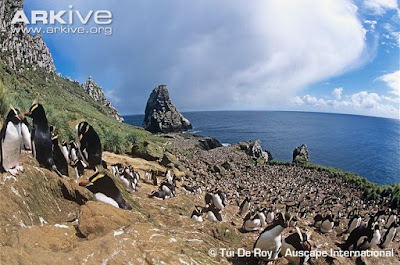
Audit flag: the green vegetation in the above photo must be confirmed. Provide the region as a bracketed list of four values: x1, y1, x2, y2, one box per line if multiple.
[212, 223, 241, 244]
[0, 58, 162, 153]
[301, 161, 400, 209]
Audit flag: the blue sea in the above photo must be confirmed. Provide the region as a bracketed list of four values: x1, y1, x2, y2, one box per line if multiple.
[124, 111, 400, 185]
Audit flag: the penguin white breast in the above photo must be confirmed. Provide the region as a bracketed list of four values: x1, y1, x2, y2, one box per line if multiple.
[21, 123, 31, 150]
[280, 241, 300, 265]
[244, 219, 261, 231]
[254, 226, 284, 260]
[94, 193, 119, 208]
[207, 211, 218, 222]
[381, 227, 396, 248]
[212, 194, 224, 210]
[386, 215, 396, 228]
[191, 215, 203, 222]
[61, 146, 70, 164]
[2, 122, 22, 170]
[267, 212, 275, 224]
[349, 218, 360, 233]
[162, 185, 172, 196]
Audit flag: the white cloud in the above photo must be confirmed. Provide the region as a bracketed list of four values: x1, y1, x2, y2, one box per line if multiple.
[332, 87, 343, 99]
[364, 20, 377, 31]
[363, 0, 399, 15]
[378, 70, 400, 96]
[294, 90, 399, 118]
[27, 0, 368, 114]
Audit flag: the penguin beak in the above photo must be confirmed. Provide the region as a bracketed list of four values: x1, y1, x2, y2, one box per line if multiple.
[24, 111, 31, 117]
[79, 134, 83, 141]
[286, 221, 290, 227]
[79, 180, 91, 187]
[18, 114, 24, 120]
[302, 241, 311, 251]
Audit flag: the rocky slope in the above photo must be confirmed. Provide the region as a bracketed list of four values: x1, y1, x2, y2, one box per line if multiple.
[143, 85, 192, 133]
[0, 0, 55, 73]
[1, 137, 398, 265]
[83, 76, 124, 122]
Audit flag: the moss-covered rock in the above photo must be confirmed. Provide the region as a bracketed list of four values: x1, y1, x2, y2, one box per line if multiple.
[131, 140, 164, 161]
[160, 152, 179, 167]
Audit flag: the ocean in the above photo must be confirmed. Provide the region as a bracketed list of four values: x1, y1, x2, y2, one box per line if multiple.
[124, 111, 400, 185]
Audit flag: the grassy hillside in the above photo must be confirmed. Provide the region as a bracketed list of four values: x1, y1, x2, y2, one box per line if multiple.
[0, 58, 160, 154]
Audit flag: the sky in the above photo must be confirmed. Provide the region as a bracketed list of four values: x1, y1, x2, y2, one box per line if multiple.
[23, 0, 399, 119]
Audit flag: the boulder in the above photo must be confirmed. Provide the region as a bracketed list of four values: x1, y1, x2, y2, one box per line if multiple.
[78, 201, 132, 239]
[293, 144, 309, 163]
[143, 85, 192, 133]
[160, 152, 179, 167]
[238, 140, 272, 161]
[131, 141, 164, 161]
[198, 137, 223, 150]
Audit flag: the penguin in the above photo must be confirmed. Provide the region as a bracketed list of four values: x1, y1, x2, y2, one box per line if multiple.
[191, 206, 204, 222]
[149, 190, 170, 200]
[160, 180, 176, 197]
[385, 212, 397, 229]
[212, 190, 227, 211]
[266, 208, 275, 224]
[20, 118, 32, 151]
[60, 141, 70, 164]
[51, 135, 69, 177]
[342, 223, 374, 250]
[253, 211, 292, 262]
[358, 223, 381, 250]
[79, 172, 132, 210]
[206, 204, 223, 222]
[320, 214, 335, 233]
[205, 192, 213, 206]
[76, 121, 102, 170]
[281, 227, 312, 265]
[0, 107, 23, 176]
[239, 197, 251, 216]
[151, 170, 158, 186]
[379, 221, 398, 249]
[24, 104, 61, 175]
[117, 166, 136, 193]
[347, 213, 362, 234]
[312, 213, 323, 228]
[258, 208, 267, 227]
[69, 141, 86, 178]
[242, 211, 262, 232]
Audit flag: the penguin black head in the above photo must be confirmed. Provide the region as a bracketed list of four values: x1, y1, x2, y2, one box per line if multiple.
[6, 107, 23, 124]
[277, 211, 292, 228]
[295, 227, 311, 251]
[77, 121, 91, 141]
[24, 103, 46, 120]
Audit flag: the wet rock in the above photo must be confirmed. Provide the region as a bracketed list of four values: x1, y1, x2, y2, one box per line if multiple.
[143, 85, 192, 133]
[131, 140, 164, 161]
[293, 144, 309, 163]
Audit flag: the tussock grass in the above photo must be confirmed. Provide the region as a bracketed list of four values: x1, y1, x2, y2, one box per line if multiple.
[0, 57, 162, 153]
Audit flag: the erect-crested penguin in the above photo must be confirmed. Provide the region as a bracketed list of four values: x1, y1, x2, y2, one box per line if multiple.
[385, 211, 397, 229]
[242, 211, 262, 232]
[212, 190, 227, 211]
[0, 107, 23, 176]
[320, 214, 335, 233]
[51, 134, 69, 177]
[239, 197, 251, 216]
[342, 222, 374, 250]
[357, 223, 381, 250]
[60, 141, 70, 164]
[347, 212, 362, 234]
[253, 211, 292, 262]
[281, 227, 313, 265]
[379, 221, 398, 249]
[24, 104, 62, 176]
[206, 204, 223, 222]
[191, 206, 204, 222]
[76, 121, 102, 170]
[149, 189, 170, 200]
[79, 172, 132, 210]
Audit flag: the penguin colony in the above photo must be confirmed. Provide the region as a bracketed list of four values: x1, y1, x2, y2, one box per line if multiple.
[1, 104, 399, 264]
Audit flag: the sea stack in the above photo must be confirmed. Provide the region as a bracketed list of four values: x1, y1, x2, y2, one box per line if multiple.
[143, 85, 192, 133]
[293, 144, 309, 163]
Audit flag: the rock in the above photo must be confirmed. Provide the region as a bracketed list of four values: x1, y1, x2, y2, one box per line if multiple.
[78, 201, 132, 239]
[198, 137, 223, 150]
[221, 161, 234, 170]
[143, 85, 192, 133]
[293, 144, 309, 163]
[160, 152, 179, 167]
[131, 140, 164, 161]
[238, 140, 272, 161]
[0, 0, 55, 72]
[83, 76, 124, 122]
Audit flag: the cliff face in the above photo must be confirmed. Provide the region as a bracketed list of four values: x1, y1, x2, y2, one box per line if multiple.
[143, 85, 192, 133]
[82, 76, 124, 122]
[0, 0, 56, 73]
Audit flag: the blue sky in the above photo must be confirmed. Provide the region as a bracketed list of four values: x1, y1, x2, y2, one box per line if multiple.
[23, 0, 399, 118]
